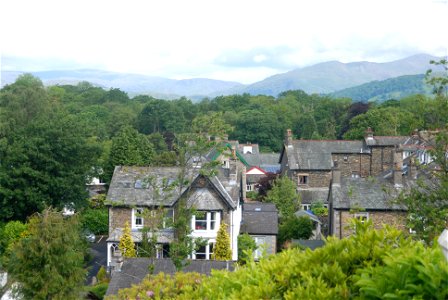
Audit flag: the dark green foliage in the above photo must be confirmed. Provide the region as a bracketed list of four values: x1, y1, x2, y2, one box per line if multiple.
[237, 233, 257, 264]
[231, 109, 284, 152]
[0, 75, 101, 222]
[88, 282, 109, 299]
[80, 208, 109, 235]
[104, 125, 154, 182]
[7, 209, 87, 299]
[278, 216, 314, 246]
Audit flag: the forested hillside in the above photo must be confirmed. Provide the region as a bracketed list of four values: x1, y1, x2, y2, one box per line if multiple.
[330, 74, 430, 102]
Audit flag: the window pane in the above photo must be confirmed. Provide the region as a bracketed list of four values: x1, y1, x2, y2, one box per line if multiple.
[210, 212, 216, 230]
[196, 245, 206, 259]
[195, 220, 207, 230]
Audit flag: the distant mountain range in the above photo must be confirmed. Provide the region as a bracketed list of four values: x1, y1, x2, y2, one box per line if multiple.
[1, 53, 442, 101]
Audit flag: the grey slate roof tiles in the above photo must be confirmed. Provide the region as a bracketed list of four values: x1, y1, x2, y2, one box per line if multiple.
[241, 202, 278, 235]
[105, 258, 235, 296]
[285, 140, 369, 170]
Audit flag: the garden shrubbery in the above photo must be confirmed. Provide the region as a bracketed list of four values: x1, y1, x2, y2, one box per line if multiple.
[106, 220, 448, 299]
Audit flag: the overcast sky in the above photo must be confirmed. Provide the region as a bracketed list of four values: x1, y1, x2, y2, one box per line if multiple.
[2, 0, 447, 83]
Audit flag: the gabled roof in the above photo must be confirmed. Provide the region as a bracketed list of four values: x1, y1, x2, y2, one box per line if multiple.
[106, 166, 239, 209]
[281, 140, 368, 170]
[246, 166, 267, 175]
[241, 202, 278, 235]
[105, 258, 235, 296]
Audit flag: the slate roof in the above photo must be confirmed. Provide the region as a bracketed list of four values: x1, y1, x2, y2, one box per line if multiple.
[298, 188, 330, 204]
[283, 140, 369, 170]
[331, 175, 407, 210]
[105, 258, 235, 296]
[241, 202, 278, 235]
[106, 166, 239, 209]
[365, 136, 408, 146]
[241, 153, 280, 168]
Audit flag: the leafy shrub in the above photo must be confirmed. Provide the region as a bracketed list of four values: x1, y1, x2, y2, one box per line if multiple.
[97, 266, 109, 283]
[310, 201, 328, 216]
[237, 233, 257, 264]
[245, 191, 258, 199]
[106, 221, 448, 299]
[80, 208, 108, 235]
[107, 272, 204, 299]
[88, 282, 109, 299]
[278, 216, 313, 247]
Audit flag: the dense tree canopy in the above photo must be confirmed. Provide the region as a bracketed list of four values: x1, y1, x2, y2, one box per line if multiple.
[7, 209, 87, 299]
[0, 75, 101, 222]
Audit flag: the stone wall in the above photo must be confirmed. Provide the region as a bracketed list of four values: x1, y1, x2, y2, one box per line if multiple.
[371, 147, 394, 176]
[332, 210, 406, 238]
[332, 153, 371, 177]
[294, 170, 332, 188]
[109, 207, 132, 234]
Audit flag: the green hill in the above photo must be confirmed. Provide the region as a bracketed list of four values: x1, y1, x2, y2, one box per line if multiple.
[329, 74, 431, 102]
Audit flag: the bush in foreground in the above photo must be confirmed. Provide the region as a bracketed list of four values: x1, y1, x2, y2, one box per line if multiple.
[106, 221, 448, 299]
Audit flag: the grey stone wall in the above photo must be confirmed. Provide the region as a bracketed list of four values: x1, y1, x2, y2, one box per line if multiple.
[331, 153, 371, 177]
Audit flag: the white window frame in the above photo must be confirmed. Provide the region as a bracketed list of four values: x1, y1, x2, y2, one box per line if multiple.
[354, 212, 369, 223]
[254, 236, 266, 260]
[193, 241, 215, 260]
[301, 204, 311, 211]
[132, 208, 144, 229]
[246, 183, 253, 191]
[192, 211, 221, 231]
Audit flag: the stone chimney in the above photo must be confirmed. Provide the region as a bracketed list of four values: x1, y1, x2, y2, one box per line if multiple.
[393, 147, 403, 187]
[365, 127, 374, 140]
[285, 129, 293, 146]
[110, 250, 123, 273]
[231, 145, 237, 160]
[332, 160, 341, 185]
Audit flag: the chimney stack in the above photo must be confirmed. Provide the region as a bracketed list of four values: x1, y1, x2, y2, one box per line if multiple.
[365, 127, 374, 140]
[332, 160, 341, 185]
[285, 129, 293, 146]
[393, 147, 403, 187]
[231, 145, 237, 160]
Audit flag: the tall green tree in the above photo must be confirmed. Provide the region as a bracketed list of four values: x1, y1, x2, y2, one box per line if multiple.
[119, 221, 137, 258]
[104, 125, 155, 182]
[7, 209, 86, 299]
[265, 176, 300, 219]
[0, 75, 101, 221]
[212, 223, 232, 260]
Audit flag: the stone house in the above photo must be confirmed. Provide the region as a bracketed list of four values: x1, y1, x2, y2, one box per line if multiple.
[240, 202, 278, 259]
[106, 162, 243, 266]
[279, 128, 434, 237]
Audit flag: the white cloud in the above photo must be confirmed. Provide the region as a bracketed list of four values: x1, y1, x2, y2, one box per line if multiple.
[1, 0, 447, 83]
